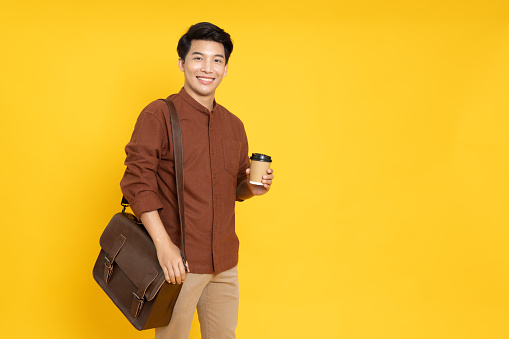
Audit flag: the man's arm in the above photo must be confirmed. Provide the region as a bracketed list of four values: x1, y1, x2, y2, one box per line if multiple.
[236, 168, 274, 201]
[120, 103, 187, 284]
[140, 210, 189, 284]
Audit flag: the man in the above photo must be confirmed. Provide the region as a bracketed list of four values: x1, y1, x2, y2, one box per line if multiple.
[120, 22, 274, 339]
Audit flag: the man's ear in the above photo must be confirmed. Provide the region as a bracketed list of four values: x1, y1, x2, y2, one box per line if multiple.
[178, 58, 185, 72]
[224, 63, 228, 76]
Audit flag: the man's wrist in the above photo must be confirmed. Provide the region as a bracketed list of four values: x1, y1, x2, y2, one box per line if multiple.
[153, 233, 173, 247]
[236, 180, 254, 201]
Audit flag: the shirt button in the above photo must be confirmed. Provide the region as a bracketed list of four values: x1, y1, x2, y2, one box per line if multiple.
[213, 174, 217, 179]
[211, 151, 215, 156]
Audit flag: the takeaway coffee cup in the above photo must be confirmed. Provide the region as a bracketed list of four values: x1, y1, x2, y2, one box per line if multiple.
[249, 153, 272, 185]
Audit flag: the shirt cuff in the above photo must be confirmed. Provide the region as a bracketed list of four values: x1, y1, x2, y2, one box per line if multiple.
[128, 191, 164, 218]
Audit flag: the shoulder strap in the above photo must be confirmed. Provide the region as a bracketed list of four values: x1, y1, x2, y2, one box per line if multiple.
[121, 98, 187, 268]
[160, 98, 187, 266]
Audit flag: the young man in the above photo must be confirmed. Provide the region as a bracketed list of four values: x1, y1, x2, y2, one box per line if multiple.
[120, 22, 274, 339]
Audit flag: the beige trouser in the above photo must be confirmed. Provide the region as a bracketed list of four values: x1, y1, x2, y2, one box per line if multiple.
[155, 265, 239, 339]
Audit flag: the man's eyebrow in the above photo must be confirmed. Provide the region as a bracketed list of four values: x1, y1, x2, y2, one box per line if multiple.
[191, 51, 225, 58]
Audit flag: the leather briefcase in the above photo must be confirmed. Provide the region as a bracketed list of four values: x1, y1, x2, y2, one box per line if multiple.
[92, 212, 183, 330]
[93, 98, 187, 330]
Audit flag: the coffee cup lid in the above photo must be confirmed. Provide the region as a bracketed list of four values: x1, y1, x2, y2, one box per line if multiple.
[250, 153, 272, 162]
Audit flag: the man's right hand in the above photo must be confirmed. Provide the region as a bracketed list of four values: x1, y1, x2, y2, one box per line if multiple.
[155, 238, 189, 284]
[140, 210, 190, 285]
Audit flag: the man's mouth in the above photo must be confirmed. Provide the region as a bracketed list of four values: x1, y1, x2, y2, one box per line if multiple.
[197, 76, 214, 84]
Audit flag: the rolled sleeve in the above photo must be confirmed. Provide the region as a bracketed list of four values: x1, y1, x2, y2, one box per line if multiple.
[120, 111, 167, 217]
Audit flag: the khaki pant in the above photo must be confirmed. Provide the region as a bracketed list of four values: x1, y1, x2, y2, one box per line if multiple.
[155, 266, 239, 339]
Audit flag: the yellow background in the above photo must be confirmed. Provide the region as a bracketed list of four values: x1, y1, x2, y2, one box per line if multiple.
[1, 1, 508, 338]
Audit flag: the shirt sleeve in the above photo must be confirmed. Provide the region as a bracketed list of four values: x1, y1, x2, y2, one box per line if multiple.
[120, 110, 167, 217]
[236, 123, 250, 201]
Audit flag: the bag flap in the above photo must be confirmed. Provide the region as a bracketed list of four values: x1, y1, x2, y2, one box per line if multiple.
[100, 213, 166, 301]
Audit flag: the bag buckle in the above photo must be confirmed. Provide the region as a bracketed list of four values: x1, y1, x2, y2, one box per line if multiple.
[103, 256, 114, 284]
[130, 292, 144, 318]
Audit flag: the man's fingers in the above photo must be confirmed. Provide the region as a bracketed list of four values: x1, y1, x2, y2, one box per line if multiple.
[163, 266, 171, 283]
[178, 262, 187, 283]
[168, 269, 177, 284]
[174, 264, 181, 284]
[262, 175, 273, 186]
[262, 174, 274, 181]
[170, 260, 187, 284]
[166, 264, 179, 284]
[168, 275, 176, 284]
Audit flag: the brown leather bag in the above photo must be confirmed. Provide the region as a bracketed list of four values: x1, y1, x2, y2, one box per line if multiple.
[93, 98, 187, 331]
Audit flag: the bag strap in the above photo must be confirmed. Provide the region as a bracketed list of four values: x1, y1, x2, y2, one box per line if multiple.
[160, 98, 187, 266]
[121, 98, 187, 269]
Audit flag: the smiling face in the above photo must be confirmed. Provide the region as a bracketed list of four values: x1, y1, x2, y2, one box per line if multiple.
[178, 39, 228, 108]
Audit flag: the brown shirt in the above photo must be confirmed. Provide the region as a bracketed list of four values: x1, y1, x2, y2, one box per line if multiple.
[120, 88, 249, 274]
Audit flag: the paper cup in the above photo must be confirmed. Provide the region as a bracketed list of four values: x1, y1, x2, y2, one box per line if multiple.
[249, 153, 272, 185]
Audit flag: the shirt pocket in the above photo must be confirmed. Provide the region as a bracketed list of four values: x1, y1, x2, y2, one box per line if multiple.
[222, 139, 240, 177]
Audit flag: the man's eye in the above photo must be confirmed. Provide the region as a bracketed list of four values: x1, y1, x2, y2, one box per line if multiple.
[215, 59, 222, 63]
[194, 57, 202, 60]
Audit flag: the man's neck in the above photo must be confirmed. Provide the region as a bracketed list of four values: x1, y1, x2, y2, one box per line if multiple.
[184, 85, 215, 111]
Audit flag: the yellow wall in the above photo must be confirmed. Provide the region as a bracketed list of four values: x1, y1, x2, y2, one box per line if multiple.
[1, 1, 508, 338]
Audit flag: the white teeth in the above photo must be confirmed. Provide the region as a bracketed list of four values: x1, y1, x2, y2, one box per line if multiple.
[197, 77, 213, 81]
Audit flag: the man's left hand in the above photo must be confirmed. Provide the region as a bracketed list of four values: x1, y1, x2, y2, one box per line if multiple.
[246, 168, 274, 196]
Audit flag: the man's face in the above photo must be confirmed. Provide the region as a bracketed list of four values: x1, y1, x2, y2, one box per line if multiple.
[179, 39, 228, 103]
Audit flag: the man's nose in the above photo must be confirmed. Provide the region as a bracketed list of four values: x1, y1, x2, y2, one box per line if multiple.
[201, 59, 213, 73]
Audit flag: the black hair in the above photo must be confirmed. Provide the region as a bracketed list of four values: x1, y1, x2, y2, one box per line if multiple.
[177, 22, 233, 64]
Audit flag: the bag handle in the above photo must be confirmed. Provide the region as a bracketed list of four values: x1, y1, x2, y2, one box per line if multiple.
[121, 98, 187, 270]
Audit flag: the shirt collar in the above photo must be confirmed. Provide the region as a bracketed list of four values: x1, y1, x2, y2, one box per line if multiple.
[178, 87, 217, 115]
